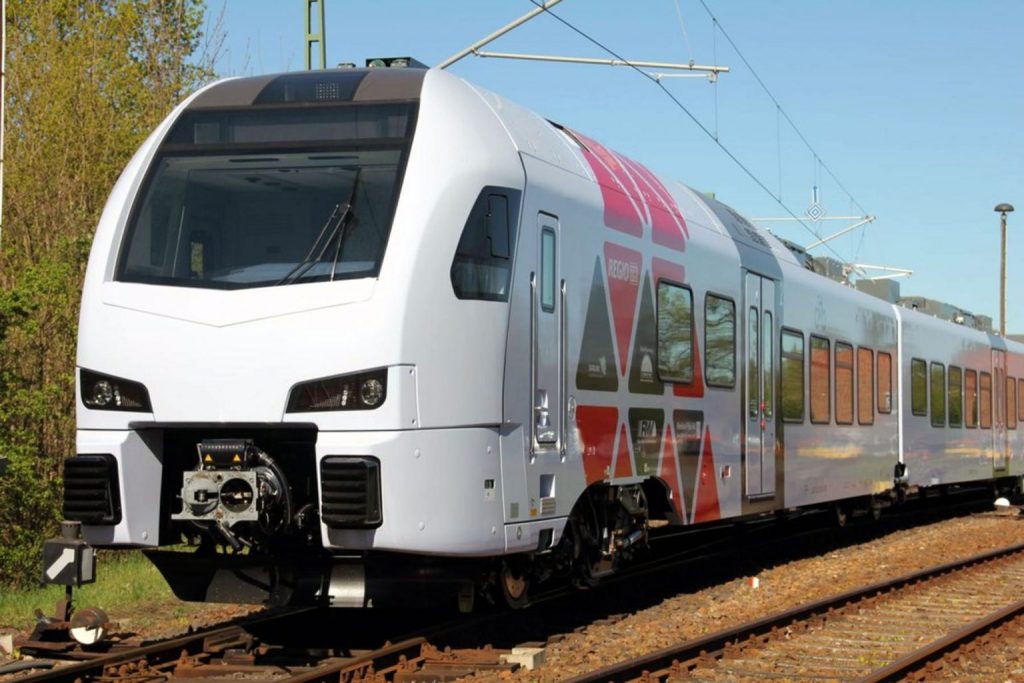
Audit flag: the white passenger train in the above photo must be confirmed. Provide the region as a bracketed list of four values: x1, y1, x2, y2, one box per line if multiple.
[65, 66, 1024, 607]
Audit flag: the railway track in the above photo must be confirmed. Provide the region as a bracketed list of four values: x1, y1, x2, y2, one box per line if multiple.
[6, 609, 514, 683]
[6, 498, 1009, 683]
[565, 540, 1024, 682]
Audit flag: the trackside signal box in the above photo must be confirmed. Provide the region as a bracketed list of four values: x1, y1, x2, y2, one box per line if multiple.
[41, 521, 96, 587]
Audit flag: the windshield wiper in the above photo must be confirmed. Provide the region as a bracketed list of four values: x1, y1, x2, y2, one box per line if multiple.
[275, 170, 361, 286]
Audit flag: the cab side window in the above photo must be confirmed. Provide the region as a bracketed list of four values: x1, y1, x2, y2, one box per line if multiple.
[450, 188, 521, 301]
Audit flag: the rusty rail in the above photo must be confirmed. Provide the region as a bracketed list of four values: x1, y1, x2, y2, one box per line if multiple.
[856, 598, 1024, 683]
[564, 540, 1024, 682]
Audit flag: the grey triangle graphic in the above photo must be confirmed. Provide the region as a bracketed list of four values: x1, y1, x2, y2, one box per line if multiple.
[576, 257, 619, 391]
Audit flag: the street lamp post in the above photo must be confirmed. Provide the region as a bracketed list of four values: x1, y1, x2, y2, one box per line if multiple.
[995, 203, 1015, 336]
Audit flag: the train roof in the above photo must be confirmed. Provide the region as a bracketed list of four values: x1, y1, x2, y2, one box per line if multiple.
[186, 68, 426, 110]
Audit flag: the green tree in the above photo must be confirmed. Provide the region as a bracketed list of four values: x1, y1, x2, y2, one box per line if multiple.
[0, 0, 217, 587]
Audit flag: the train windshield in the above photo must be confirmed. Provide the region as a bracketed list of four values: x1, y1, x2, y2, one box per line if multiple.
[117, 103, 414, 289]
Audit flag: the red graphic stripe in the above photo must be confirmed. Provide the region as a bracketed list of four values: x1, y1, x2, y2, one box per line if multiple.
[576, 405, 618, 485]
[693, 426, 721, 523]
[571, 129, 644, 237]
[619, 155, 688, 252]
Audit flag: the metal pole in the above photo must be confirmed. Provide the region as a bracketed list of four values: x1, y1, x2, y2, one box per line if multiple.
[472, 51, 730, 74]
[305, 0, 326, 71]
[437, 0, 564, 70]
[1001, 211, 1007, 337]
[1, 0, 6, 247]
[995, 203, 1014, 336]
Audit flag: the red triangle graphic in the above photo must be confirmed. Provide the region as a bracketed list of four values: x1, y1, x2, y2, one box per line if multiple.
[659, 423, 686, 522]
[693, 426, 721, 523]
[613, 423, 633, 478]
[576, 405, 618, 485]
[604, 243, 643, 376]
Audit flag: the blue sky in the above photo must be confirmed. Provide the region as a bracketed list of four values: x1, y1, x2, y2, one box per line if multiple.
[209, 1, 1023, 332]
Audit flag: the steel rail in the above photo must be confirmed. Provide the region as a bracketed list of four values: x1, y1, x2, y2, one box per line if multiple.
[563, 540, 1024, 683]
[278, 637, 425, 683]
[15, 609, 311, 683]
[856, 598, 1024, 683]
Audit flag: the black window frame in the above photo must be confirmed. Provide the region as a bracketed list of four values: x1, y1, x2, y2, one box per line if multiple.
[1019, 378, 1024, 423]
[965, 369, 979, 428]
[930, 362, 946, 427]
[857, 346, 874, 426]
[1008, 376, 1018, 430]
[834, 341, 854, 426]
[539, 226, 556, 313]
[703, 293, 737, 389]
[911, 358, 928, 417]
[656, 280, 695, 385]
[450, 186, 522, 302]
[948, 365, 963, 428]
[980, 371, 993, 429]
[877, 351, 893, 414]
[780, 328, 805, 423]
[116, 102, 420, 290]
[809, 335, 831, 425]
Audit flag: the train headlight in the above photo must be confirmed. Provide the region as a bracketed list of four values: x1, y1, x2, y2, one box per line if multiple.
[80, 369, 152, 412]
[287, 369, 388, 412]
[359, 378, 385, 407]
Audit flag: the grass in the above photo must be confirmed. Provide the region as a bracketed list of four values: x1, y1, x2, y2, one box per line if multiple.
[0, 551, 186, 633]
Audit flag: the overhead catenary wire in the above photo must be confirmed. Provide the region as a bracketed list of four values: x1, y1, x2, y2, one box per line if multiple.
[672, 0, 695, 65]
[695, 0, 869, 218]
[524, 0, 853, 266]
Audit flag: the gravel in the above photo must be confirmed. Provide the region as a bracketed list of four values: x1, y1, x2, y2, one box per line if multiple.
[490, 510, 1024, 681]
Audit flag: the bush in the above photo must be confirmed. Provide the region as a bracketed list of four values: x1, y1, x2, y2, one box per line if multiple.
[0, 0, 217, 588]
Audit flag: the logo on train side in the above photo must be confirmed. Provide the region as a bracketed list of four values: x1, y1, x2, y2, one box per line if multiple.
[606, 256, 640, 285]
[603, 243, 644, 376]
[568, 127, 689, 251]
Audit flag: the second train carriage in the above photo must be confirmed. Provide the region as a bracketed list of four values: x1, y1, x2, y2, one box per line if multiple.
[63, 66, 1024, 606]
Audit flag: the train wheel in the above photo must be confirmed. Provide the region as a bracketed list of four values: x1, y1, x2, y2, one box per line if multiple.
[499, 559, 530, 609]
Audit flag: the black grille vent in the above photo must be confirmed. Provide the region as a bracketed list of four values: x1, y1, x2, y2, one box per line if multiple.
[63, 455, 122, 524]
[320, 457, 381, 528]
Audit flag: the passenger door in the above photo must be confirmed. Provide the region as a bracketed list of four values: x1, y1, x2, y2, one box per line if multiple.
[993, 349, 1009, 471]
[744, 273, 776, 497]
[532, 214, 563, 454]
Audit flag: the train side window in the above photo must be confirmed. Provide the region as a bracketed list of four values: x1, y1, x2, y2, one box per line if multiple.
[540, 227, 555, 312]
[965, 369, 978, 428]
[980, 371, 993, 429]
[858, 347, 874, 425]
[781, 329, 804, 422]
[747, 308, 759, 417]
[704, 295, 736, 388]
[450, 188, 520, 302]
[930, 363, 946, 427]
[657, 282, 694, 384]
[763, 312, 773, 418]
[1019, 378, 1024, 423]
[911, 359, 927, 416]
[835, 342, 854, 425]
[1008, 377, 1018, 430]
[810, 335, 831, 424]
[877, 351, 893, 413]
[948, 366, 963, 427]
